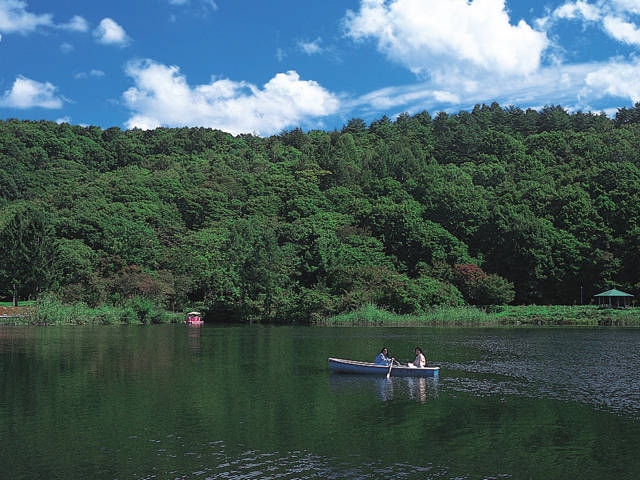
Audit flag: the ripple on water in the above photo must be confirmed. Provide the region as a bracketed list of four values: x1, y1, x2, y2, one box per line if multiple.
[138, 438, 456, 480]
[440, 330, 640, 418]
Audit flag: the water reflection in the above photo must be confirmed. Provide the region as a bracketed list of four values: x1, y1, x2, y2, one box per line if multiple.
[328, 374, 439, 404]
[375, 377, 394, 402]
[0, 326, 34, 354]
[3, 326, 640, 480]
[407, 376, 429, 404]
[186, 325, 201, 353]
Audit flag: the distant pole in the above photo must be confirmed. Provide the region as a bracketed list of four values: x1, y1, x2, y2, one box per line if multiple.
[580, 286, 583, 305]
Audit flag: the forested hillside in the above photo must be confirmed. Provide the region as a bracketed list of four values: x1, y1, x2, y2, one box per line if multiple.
[1, 103, 639, 323]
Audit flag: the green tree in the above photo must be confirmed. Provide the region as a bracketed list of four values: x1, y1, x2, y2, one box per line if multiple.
[0, 202, 57, 303]
[453, 264, 515, 305]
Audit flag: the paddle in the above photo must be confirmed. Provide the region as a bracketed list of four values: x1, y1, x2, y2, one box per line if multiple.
[386, 360, 393, 379]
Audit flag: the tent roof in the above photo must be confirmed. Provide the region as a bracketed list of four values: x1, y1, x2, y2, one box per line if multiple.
[594, 288, 634, 297]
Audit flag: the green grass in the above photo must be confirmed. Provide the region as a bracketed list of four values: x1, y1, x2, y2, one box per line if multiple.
[319, 304, 492, 326]
[319, 303, 640, 327]
[1, 295, 183, 326]
[0, 301, 35, 307]
[6, 298, 640, 327]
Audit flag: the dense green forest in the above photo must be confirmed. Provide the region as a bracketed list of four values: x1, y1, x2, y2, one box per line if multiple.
[1, 102, 640, 323]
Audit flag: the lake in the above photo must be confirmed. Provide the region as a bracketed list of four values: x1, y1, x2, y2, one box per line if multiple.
[1, 325, 639, 479]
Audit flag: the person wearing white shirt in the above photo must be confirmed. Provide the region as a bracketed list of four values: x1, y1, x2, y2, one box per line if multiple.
[412, 346, 426, 367]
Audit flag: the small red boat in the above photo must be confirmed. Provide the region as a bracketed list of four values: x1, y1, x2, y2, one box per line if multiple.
[185, 311, 204, 325]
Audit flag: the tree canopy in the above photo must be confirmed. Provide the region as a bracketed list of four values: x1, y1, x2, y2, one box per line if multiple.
[1, 103, 639, 322]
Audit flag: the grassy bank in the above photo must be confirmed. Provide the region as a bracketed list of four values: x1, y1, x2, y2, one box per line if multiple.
[0, 296, 183, 326]
[4, 298, 640, 327]
[318, 304, 640, 327]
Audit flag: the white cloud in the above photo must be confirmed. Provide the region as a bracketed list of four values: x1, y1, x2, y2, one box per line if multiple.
[344, 0, 549, 78]
[548, 1, 640, 46]
[603, 15, 640, 45]
[74, 69, 105, 79]
[203, 0, 218, 11]
[299, 38, 324, 55]
[611, 0, 640, 16]
[0, 75, 64, 109]
[0, 0, 53, 34]
[584, 59, 640, 102]
[60, 15, 88, 32]
[60, 42, 73, 53]
[346, 60, 616, 121]
[122, 59, 340, 135]
[0, 2, 86, 36]
[339, 0, 640, 120]
[552, 1, 601, 22]
[93, 18, 131, 46]
[168, 0, 218, 13]
[346, 86, 461, 123]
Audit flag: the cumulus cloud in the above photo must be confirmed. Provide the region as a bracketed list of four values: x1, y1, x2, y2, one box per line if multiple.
[93, 18, 131, 46]
[122, 59, 340, 135]
[0, 75, 64, 109]
[344, 0, 549, 78]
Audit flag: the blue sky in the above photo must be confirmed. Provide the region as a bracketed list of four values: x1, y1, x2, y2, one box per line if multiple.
[2, 0, 640, 136]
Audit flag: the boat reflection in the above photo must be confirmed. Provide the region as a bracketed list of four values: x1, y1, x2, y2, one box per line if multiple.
[328, 374, 438, 404]
[187, 324, 201, 353]
[406, 376, 430, 404]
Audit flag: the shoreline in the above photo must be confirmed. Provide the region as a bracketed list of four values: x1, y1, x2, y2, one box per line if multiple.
[2, 303, 640, 327]
[314, 304, 640, 327]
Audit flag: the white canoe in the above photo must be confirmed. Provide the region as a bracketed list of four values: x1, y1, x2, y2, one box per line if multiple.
[328, 357, 439, 378]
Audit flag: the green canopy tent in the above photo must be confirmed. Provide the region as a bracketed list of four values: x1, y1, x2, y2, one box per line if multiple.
[593, 289, 634, 308]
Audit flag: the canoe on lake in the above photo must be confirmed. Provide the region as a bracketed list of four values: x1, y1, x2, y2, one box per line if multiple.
[328, 357, 439, 378]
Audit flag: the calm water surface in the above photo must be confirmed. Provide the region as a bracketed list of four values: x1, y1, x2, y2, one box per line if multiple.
[1, 325, 639, 479]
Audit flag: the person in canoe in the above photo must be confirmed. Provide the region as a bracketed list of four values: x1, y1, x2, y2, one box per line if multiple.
[375, 347, 397, 366]
[408, 346, 426, 368]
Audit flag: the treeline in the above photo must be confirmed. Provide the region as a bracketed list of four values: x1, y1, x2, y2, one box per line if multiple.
[1, 102, 640, 323]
